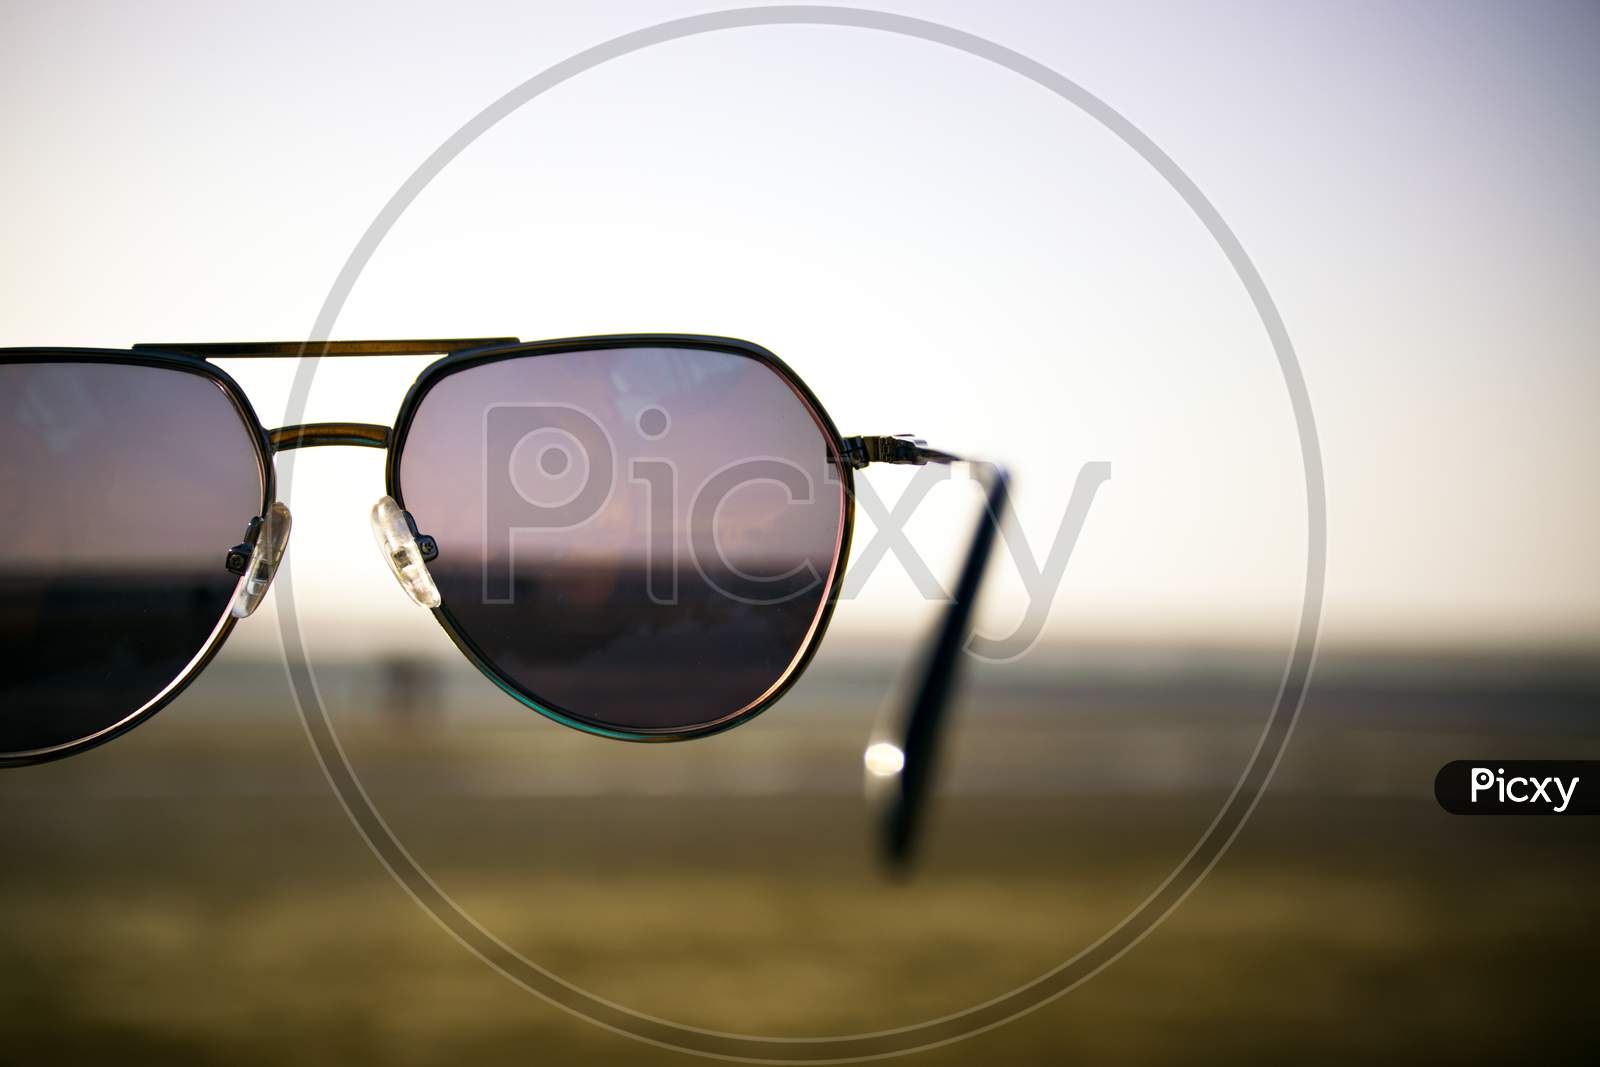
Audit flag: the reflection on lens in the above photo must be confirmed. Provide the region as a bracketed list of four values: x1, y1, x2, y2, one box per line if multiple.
[397, 344, 846, 734]
[0, 360, 265, 758]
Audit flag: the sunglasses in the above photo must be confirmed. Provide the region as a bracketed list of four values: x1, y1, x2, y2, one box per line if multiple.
[0, 335, 1007, 864]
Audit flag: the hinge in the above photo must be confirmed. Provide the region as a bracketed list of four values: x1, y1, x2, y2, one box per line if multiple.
[839, 434, 929, 469]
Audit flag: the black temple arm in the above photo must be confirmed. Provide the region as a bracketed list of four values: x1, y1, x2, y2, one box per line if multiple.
[130, 338, 520, 358]
[844, 435, 1011, 870]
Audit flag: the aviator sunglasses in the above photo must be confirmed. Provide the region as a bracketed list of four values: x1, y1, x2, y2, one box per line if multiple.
[0, 336, 1007, 863]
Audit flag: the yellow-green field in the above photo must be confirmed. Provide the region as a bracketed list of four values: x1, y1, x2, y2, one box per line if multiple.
[2, 654, 1595, 1064]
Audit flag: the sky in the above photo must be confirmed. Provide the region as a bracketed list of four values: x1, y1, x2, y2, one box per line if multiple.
[1, 0, 1595, 663]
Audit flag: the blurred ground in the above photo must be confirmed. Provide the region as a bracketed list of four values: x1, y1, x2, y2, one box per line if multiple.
[1, 648, 1596, 1064]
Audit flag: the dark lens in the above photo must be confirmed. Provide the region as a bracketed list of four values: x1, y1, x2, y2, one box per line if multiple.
[396, 344, 846, 734]
[0, 359, 265, 758]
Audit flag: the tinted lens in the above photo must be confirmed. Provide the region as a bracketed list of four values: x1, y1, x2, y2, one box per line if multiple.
[0, 360, 265, 758]
[396, 345, 847, 734]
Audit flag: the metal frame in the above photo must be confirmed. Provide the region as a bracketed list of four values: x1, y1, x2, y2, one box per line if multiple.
[270, 423, 391, 451]
[1, 336, 1009, 866]
[0, 347, 275, 767]
[385, 334, 857, 743]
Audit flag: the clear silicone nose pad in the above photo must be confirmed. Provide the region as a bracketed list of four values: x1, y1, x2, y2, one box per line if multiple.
[228, 501, 292, 619]
[370, 496, 441, 609]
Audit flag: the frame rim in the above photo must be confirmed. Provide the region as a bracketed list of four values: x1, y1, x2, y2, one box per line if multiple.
[0, 347, 275, 767]
[385, 333, 858, 743]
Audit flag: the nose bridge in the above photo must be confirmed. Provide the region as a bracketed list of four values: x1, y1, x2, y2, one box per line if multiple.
[268, 422, 392, 452]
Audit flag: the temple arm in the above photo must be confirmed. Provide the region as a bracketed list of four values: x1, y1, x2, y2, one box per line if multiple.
[131, 338, 519, 358]
[841, 435, 1011, 871]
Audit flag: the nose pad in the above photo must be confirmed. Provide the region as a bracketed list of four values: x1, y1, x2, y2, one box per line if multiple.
[228, 501, 292, 619]
[370, 496, 441, 609]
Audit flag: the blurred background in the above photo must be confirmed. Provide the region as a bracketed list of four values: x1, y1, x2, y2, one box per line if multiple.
[1, 1, 1595, 1062]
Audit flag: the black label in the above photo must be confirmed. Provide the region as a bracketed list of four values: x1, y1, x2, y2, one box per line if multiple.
[1435, 761, 1597, 815]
